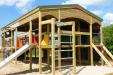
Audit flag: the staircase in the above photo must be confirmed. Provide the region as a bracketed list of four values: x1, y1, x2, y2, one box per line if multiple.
[92, 43, 113, 66]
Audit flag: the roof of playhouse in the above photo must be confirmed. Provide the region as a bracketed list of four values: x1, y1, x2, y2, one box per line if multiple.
[1, 4, 103, 31]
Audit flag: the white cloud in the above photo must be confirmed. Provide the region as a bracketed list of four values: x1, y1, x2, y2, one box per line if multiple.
[103, 13, 113, 26]
[91, 10, 103, 16]
[0, 0, 17, 6]
[0, 0, 36, 14]
[16, 0, 36, 14]
[62, 0, 111, 8]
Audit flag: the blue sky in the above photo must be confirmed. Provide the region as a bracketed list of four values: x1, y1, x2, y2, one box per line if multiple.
[0, 0, 113, 29]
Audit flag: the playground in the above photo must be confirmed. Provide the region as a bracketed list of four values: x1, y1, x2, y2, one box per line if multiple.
[0, 4, 113, 75]
[0, 61, 113, 75]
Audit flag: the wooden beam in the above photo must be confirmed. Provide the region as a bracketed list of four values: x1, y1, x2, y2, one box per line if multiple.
[57, 21, 74, 27]
[100, 24, 104, 65]
[2, 33, 5, 59]
[11, 31, 14, 47]
[78, 25, 81, 65]
[75, 45, 90, 47]
[60, 30, 90, 35]
[51, 18, 55, 75]
[72, 22, 76, 75]
[58, 8, 61, 71]
[5, 37, 12, 40]
[15, 28, 18, 62]
[75, 32, 90, 35]
[92, 43, 112, 66]
[47, 24, 50, 68]
[102, 45, 113, 60]
[29, 20, 32, 71]
[11, 30, 14, 59]
[41, 19, 52, 25]
[90, 17, 93, 65]
[4, 47, 15, 51]
[100, 24, 103, 45]
[78, 48, 81, 65]
[17, 32, 29, 37]
[39, 11, 42, 74]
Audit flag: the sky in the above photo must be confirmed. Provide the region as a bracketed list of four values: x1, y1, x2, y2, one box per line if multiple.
[0, 0, 113, 28]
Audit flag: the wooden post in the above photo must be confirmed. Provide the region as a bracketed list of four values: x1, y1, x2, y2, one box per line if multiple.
[100, 23, 104, 65]
[72, 22, 76, 75]
[90, 17, 93, 65]
[15, 28, 18, 62]
[2, 33, 5, 60]
[58, 9, 61, 71]
[78, 47, 81, 65]
[29, 20, 32, 71]
[47, 49, 50, 67]
[78, 22, 81, 65]
[51, 18, 55, 75]
[3, 32, 5, 59]
[47, 24, 50, 67]
[100, 24, 103, 45]
[39, 11, 42, 73]
[11, 30, 14, 55]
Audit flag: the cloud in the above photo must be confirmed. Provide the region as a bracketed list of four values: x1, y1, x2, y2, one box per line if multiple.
[91, 10, 103, 16]
[62, 0, 111, 8]
[16, 0, 36, 14]
[62, 0, 113, 26]
[0, 0, 17, 6]
[103, 13, 113, 26]
[0, 0, 36, 14]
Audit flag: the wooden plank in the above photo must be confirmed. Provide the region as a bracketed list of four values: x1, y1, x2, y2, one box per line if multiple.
[47, 24, 50, 68]
[60, 30, 71, 34]
[102, 45, 113, 60]
[41, 45, 71, 48]
[100, 24, 103, 44]
[72, 22, 76, 75]
[95, 45, 103, 47]
[29, 20, 32, 71]
[10, 30, 14, 60]
[47, 49, 50, 68]
[39, 11, 42, 74]
[60, 30, 90, 35]
[78, 25, 81, 65]
[3, 33, 5, 59]
[15, 28, 18, 63]
[57, 21, 74, 27]
[92, 43, 112, 66]
[75, 32, 90, 35]
[75, 45, 90, 47]
[90, 17, 93, 65]
[41, 19, 52, 25]
[17, 32, 29, 37]
[51, 18, 55, 75]
[57, 8, 61, 71]
[5, 37, 12, 40]
[4, 47, 15, 51]
[100, 24, 104, 65]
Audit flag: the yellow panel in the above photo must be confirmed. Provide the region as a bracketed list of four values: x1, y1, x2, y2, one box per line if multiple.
[41, 34, 49, 45]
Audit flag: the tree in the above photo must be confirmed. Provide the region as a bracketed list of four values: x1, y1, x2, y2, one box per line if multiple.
[103, 24, 113, 54]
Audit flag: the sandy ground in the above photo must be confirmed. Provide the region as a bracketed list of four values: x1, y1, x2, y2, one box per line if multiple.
[0, 61, 113, 75]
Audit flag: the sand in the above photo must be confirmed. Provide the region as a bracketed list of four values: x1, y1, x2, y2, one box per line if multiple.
[0, 61, 113, 75]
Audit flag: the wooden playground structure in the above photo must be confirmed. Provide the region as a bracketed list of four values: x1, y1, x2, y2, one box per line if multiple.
[0, 4, 113, 75]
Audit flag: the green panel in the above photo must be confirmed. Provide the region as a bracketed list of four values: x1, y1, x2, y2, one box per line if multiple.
[32, 48, 43, 57]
